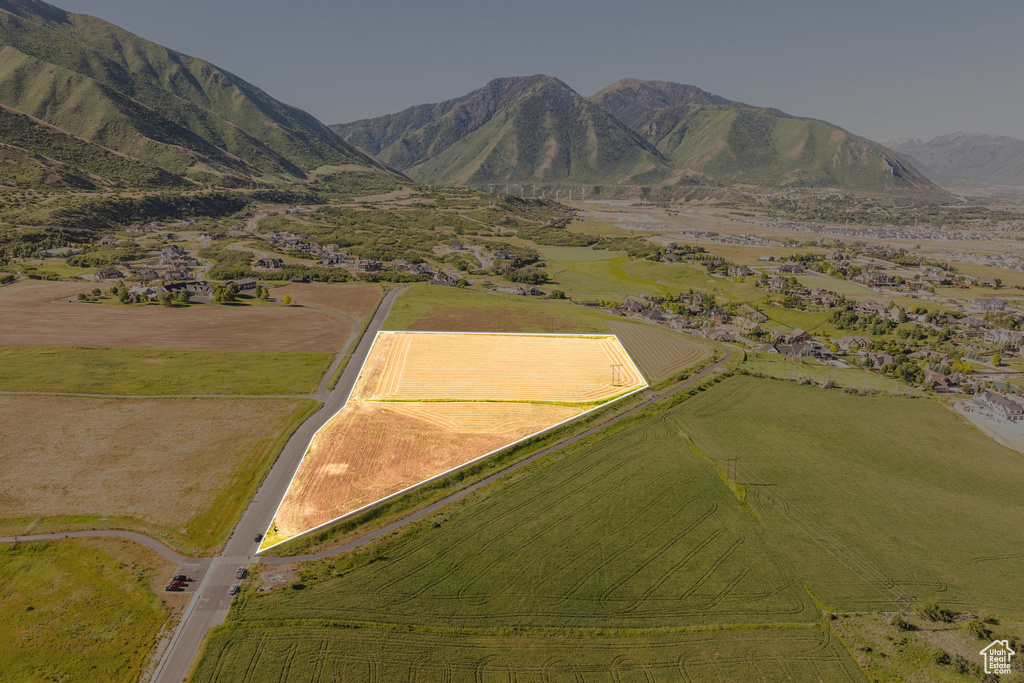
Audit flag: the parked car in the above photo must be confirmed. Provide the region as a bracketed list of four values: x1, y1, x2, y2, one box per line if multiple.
[170, 580, 187, 588]
[173, 574, 189, 582]
[229, 584, 240, 595]
[165, 584, 184, 592]
[254, 533, 263, 543]
[235, 567, 246, 580]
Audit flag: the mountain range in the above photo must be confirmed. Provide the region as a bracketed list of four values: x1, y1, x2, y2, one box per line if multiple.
[885, 133, 1024, 186]
[333, 76, 941, 199]
[0, 0, 389, 190]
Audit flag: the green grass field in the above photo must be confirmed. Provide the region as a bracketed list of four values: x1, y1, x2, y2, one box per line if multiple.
[739, 353, 924, 396]
[795, 274, 870, 297]
[0, 346, 332, 395]
[0, 538, 172, 683]
[194, 375, 1024, 680]
[383, 284, 622, 333]
[678, 376, 1024, 615]
[193, 624, 864, 682]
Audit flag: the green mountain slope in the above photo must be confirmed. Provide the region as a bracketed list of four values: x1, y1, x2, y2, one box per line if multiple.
[0, 0, 384, 186]
[885, 133, 1024, 186]
[332, 75, 670, 187]
[590, 79, 940, 196]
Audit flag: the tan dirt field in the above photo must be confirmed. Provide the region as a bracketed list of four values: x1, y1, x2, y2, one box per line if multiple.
[605, 321, 708, 381]
[355, 332, 645, 403]
[0, 280, 355, 351]
[263, 332, 646, 549]
[269, 401, 582, 543]
[269, 282, 381, 320]
[0, 396, 314, 530]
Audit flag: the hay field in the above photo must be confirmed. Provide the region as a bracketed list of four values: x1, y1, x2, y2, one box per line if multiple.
[0, 395, 317, 553]
[262, 332, 646, 550]
[266, 401, 582, 546]
[605, 320, 708, 381]
[0, 280, 353, 351]
[268, 282, 381, 320]
[356, 332, 645, 403]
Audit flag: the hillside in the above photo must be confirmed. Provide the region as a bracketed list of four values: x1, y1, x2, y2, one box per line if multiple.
[885, 132, 1024, 186]
[332, 75, 671, 188]
[590, 79, 940, 196]
[0, 0, 386, 188]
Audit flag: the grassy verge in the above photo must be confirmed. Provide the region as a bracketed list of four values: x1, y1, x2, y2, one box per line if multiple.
[0, 537, 176, 682]
[326, 355, 351, 390]
[0, 346, 332, 395]
[738, 351, 924, 396]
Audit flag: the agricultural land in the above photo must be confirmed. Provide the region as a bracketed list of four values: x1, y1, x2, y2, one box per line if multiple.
[261, 332, 646, 550]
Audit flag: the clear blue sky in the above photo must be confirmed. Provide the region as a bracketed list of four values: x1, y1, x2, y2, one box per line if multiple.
[55, 0, 1024, 141]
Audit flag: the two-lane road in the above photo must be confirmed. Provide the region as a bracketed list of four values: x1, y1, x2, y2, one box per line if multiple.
[151, 286, 404, 683]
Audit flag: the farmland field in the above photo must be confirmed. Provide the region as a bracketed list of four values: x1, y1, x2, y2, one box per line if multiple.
[197, 375, 1024, 680]
[0, 537, 178, 683]
[605, 320, 709, 381]
[262, 332, 646, 550]
[0, 396, 318, 554]
[267, 282, 381, 320]
[382, 284, 619, 333]
[0, 279, 358, 351]
[739, 353, 924, 396]
[192, 624, 863, 682]
[0, 346, 332, 395]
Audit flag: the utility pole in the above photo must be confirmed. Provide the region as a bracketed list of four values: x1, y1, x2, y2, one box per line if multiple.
[725, 457, 739, 483]
[568, 189, 573, 202]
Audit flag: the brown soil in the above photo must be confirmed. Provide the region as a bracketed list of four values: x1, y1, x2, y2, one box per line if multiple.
[0, 395, 313, 530]
[269, 282, 381, 321]
[271, 401, 577, 541]
[0, 280, 353, 351]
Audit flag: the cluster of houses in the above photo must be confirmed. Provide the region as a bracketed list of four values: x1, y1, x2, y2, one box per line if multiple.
[965, 391, 1024, 423]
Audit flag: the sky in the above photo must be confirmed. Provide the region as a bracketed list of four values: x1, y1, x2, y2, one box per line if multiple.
[54, 0, 1024, 142]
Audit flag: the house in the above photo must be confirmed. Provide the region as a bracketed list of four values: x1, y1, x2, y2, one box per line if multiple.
[863, 352, 894, 368]
[705, 328, 736, 342]
[431, 271, 456, 286]
[984, 329, 1024, 347]
[840, 335, 871, 351]
[321, 254, 347, 266]
[767, 276, 789, 292]
[354, 258, 383, 272]
[809, 289, 840, 308]
[574, 300, 601, 307]
[781, 328, 810, 344]
[198, 233, 212, 240]
[255, 257, 284, 270]
[493, 250, 513, 261]
[99, 235, 118, 245]
[641, 309, 664, 321]
[777, 340, 833, 360]
[392, 259, 410, 269]
[854, 300, 890, 318]
[448, 241, 465, 251]
[923, 369, 953, 392]
[409, 263, 434, 276]
[959, 314, 988, 329]
[127, 285, 159, 302]
[855, 272, 897, 287]
[164, 269, 190, 281]
[515, 285, 545, 296]
[621, 300, 647, 314]
[778, 262, 804, 274]
[971, 298, 1005, 312]
[728, 265, 753, 278]
[734, 317, 762, 334]
[163, 281, 213, 301]
[135, 268, 159, 281]
[967, 391, 1024, 422]
[233, 278, 258, 291]
[975, 277, 999, 288]
[97, 268, 125, 280]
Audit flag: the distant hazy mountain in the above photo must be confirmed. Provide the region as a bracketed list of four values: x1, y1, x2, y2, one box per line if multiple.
[884, 133, 1024, 186]
[590, 79, 937, 195]
[0, 0, 386, 188]
[332, 75, 669, 188]
[334, 76, 942, 198]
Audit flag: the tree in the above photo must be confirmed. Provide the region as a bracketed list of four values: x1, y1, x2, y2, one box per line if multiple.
[91, 288, 101, 297]
[548, 289, 566, 299]
[157, 291, 173, 307]
[260, 287, 269, 299]
[639, 186, 651, 201]
[282, 294, 292, 306]
[993, 354, 1002, 367]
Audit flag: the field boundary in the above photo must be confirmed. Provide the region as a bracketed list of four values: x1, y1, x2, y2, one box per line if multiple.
[257, 331, 649, 554]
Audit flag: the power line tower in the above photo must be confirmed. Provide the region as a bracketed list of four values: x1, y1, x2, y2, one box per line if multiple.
[725, 457, 739, 482]
[610, 363, 623, 386]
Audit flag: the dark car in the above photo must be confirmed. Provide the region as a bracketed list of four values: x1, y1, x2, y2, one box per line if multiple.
[165, 584, 184, 592]
[229, 584, 240, 595]
[170, 580, 187, 587]
[172, 574, 189, 582]
[254, 533, 263, 543]
[235, 567, 246, 580]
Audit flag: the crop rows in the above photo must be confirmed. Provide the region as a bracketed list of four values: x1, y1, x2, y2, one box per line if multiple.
[606, 321, 708, 381]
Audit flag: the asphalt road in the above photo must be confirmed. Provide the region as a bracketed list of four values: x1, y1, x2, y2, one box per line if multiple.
[149, 285, 403, 683]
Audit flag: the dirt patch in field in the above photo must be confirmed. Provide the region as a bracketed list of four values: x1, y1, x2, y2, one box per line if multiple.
[270, 283, 381, 321]
[0, 396, 313, 532]
[0, 280, 352, 351]
[269, 401, 580, 543]
[606, 321, 708, 381]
